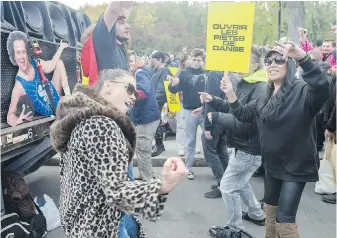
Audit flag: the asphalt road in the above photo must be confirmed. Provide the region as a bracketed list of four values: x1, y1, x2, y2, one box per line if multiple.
[25, 165, 336, 238]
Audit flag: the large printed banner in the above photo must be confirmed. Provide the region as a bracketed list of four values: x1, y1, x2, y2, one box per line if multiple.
[205, 2, 255, 73]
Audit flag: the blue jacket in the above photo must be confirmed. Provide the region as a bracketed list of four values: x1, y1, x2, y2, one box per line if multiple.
[132, 67, 160, 125]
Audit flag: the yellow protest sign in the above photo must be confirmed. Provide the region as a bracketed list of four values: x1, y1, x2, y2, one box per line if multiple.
[164, 81, 181, 112]
[168, 67, 179, 77]
[205, 2, 255, 73]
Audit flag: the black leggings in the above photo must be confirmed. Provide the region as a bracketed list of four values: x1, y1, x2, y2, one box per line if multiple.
[264, 175, 306, 224]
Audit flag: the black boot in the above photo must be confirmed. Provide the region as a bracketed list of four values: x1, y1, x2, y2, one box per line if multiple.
[151, 138, 165, 157]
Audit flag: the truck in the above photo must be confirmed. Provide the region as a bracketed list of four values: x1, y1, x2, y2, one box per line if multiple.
[1, 1, 91, 215]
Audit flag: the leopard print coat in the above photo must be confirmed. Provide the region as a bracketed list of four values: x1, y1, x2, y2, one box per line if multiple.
[50, 84, 167, 238]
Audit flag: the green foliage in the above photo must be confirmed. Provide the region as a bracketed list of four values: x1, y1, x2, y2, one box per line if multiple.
[79, 1, 336, 55]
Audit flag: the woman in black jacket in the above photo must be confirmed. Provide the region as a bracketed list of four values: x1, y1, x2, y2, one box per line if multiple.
[221, 41, 331, 237]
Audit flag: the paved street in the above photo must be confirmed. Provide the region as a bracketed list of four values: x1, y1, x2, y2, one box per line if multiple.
[25, 135, 335, 238]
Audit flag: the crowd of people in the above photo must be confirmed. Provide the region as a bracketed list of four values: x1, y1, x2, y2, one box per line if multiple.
[6, 1, 336, 238]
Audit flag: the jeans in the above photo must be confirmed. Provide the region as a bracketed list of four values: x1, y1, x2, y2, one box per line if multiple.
[202, 126, 229, 184]
[264, 175, 306, 223]
[118, 163, 139, 238]
[184, 109, 204, 171]
[136, 120, 160, 181]
[175, 102, 186, 150]
[220, 149, 264, 229]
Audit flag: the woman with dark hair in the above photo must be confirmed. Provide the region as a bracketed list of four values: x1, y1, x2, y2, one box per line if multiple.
[220, 41, 331, 237]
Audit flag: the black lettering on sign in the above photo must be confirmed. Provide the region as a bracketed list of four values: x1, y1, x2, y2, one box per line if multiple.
[213, 24, 248, 53]
[169, 94, 179, 105]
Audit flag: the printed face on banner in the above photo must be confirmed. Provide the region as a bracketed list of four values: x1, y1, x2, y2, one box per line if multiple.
[205, 2, 255, 73]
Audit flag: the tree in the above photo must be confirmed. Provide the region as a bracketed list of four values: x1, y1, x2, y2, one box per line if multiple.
[79, 2, 336, 55]
[284, 1, 305, 45]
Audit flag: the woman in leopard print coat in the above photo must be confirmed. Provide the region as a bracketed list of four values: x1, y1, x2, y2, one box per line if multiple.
[50, 69, 187, 237]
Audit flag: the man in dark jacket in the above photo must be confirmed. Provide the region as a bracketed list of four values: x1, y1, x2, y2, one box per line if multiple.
[151, 51, 172, 157]
[200, 72, 239, 198]
[169, 48, 207, 180]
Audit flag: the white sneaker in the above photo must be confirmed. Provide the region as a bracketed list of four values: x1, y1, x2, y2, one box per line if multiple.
[187, 171, 195, 180]
[196, 148, 201, 154]
[178, 149, 185, 156]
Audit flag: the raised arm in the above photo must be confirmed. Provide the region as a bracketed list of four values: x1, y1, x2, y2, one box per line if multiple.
[301, 57, 331, 116]
[40, 41, 68, 74]
[298, 29, 314, 52]
[220, 74, 257, 123]
[104, 1, 134, 32]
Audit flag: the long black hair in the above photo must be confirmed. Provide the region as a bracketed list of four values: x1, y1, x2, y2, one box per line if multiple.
[257, 59, 297, 122]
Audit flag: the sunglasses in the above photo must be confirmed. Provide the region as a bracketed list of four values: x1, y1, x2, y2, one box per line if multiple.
[114, 81, 139, 99]
[264, 56, 286, 66]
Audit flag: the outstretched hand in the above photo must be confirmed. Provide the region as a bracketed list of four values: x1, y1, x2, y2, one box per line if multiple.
[199, 92, 213, 103]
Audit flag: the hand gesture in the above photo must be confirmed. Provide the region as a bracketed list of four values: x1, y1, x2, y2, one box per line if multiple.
[192, 107, 202, 117]
[204, 130, 213, 140]
[207, 112, 212, 124]
[160, 157, 189, 194]
[199, 92, 213, 103]
[171, 77, 180, 86]
[17, 105, 33, 124]
[220, 76, 233, 94]
[274, 41, 306, 61]
[59, 40, 68, 50]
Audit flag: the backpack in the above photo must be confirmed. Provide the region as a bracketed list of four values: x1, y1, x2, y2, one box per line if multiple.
[1, 172, 47, 238]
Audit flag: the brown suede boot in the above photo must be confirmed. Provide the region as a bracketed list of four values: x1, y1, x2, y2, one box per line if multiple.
[275, 222, 299, 238]
[264, 203, 277, 238]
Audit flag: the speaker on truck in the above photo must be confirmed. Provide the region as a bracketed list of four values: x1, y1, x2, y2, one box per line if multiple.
[21, 1, 54, 42]
[1, 1, 22, 31]
[70, 11, 91, 44]
[45, 2, 76, 47]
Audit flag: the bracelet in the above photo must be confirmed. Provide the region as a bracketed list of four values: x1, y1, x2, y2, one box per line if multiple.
[297, 53, 310, 65]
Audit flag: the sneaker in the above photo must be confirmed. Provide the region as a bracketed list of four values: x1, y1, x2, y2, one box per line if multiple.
[177, 149, 185, 156]
[242, 212, 265, 226]
[204, 188, 222, 198]
[195, 148, 201, 154]
[211, 184, 218, 189]
[187, 171, 195, 180]
[322, 193, 336, 204]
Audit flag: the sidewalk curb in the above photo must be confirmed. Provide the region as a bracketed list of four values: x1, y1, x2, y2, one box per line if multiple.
[45, 156, 208, 167]
[45, 153, 324, 167]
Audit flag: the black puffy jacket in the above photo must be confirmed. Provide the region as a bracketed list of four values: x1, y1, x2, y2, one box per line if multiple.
[208, 75, 267, 155]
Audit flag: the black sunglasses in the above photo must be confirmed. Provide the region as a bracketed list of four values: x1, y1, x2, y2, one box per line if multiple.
[114, 81, 139, 99]
[264, 55, 286, 66]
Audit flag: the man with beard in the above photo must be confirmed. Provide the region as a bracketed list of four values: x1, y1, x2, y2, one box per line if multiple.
[81, 1, 134, 86]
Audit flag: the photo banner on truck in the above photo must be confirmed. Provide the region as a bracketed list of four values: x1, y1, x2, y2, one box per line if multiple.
[164, 81, 181, 112]
[205, 2, 255, 73]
